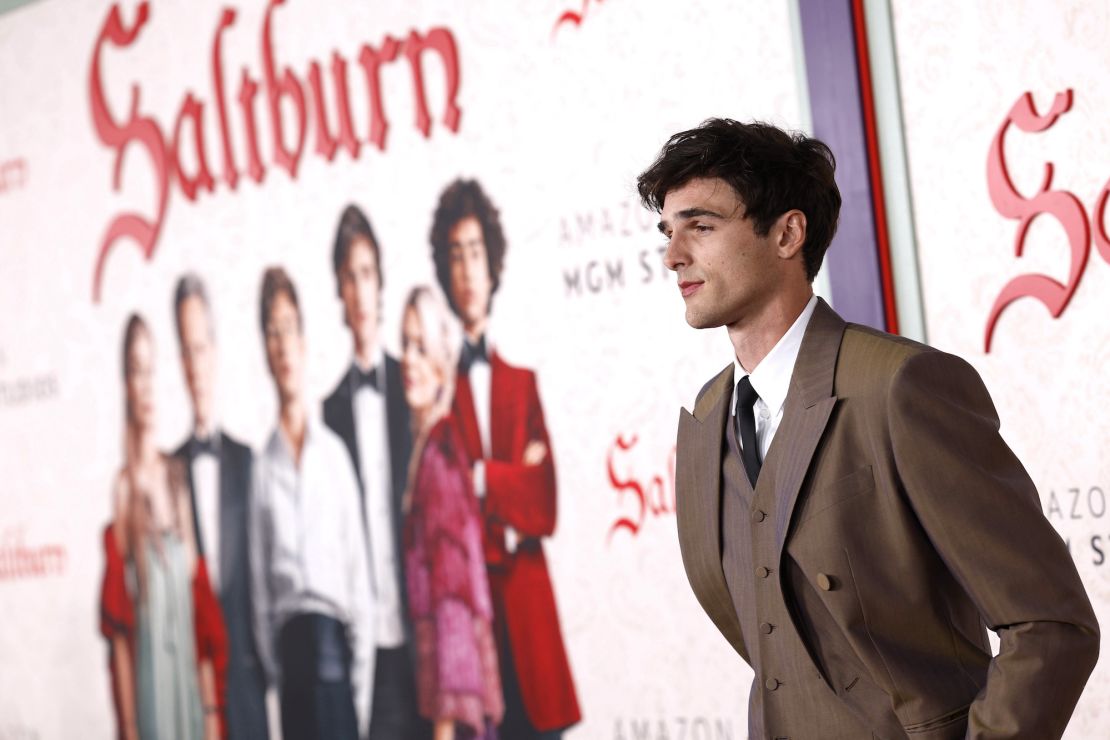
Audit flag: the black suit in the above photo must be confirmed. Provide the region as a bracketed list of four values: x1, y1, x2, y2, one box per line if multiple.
[324, 356, 428, 739]
[175, 431, 270, 740]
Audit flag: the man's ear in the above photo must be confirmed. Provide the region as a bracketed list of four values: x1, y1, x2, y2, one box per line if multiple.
[776, 210, 807, 260]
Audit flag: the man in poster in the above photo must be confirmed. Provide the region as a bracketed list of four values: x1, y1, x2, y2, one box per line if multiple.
[171, 273, 269, 739]
[322, 205, 427, 739]
[251, 267, 374, 740]
[638, 118, 1099, 738]
[431, 179, 581, 739]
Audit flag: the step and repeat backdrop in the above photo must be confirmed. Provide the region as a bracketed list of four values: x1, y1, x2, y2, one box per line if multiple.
[892, 0, 1110, 737]
[0, 1, 803, 738]
[2, 0, 1109, 738]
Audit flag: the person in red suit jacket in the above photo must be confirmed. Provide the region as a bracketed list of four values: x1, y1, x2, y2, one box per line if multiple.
[429, 179, 580, 739]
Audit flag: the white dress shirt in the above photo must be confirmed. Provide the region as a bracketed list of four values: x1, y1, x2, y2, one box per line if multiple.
[250, 417, 375, 735]
[191, 438, 221, 591]
[732, 295, 819, 459]
[351, 350, 405, 648]
[467, 336, 492, 497]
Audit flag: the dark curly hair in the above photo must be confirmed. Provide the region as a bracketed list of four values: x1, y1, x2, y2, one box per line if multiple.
[636, 118, 841, 282]
[429, 179, 506, 316]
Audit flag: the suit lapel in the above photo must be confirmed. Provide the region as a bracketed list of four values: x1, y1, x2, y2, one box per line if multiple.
[453, 371, 484, 462]
[489, 352, 509, 460]
[336, 368, 364, 493]
[677, 364, 748, 658]
[771, 299, 846, 559]
[217, 433, 240, 597]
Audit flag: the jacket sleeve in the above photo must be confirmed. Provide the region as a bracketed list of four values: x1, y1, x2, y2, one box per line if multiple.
[483, 371, 557, 538]
[888, 350, 1099, 739]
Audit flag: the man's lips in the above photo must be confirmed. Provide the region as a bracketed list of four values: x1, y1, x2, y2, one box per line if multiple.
[678, 280, 703, 298]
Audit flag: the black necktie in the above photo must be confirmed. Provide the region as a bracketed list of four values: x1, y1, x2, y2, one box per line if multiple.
[355, 364, 379, 391]
[734, 376, 762, 488]
[459, 335, 489, 374]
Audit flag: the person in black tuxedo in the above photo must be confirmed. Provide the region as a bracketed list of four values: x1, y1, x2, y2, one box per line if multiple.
[322, 205, 428, 739]
[172, 273, 270, 740]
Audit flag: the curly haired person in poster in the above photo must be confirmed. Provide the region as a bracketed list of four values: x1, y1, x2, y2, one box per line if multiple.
[430, 179, 580, 739]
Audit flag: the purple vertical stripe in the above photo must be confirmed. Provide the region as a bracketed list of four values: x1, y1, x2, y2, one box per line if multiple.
[797, 0, 885, 330]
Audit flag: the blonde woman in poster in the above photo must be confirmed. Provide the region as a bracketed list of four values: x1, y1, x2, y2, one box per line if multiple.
[402, 286, 503, 740]
[99, 314, 226, 740]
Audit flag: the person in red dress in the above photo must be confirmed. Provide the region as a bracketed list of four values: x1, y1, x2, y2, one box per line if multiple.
[99, 313, 228, 740]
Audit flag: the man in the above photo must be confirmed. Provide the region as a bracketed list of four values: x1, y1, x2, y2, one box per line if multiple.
[430, 179, 581, 739]
[250, 266, 374, 740]
[638, 118, 1099, 739]
[171, 273, 268, 739]
[322, 204, 427, 739]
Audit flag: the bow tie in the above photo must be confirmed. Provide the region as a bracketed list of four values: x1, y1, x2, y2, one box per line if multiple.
[459, 336, 489, 374]
[190, 434, 219, 458]
[355, 365, 379, 391]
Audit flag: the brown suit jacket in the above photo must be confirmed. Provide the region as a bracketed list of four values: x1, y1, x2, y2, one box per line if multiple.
[676, 299, 1099, 739]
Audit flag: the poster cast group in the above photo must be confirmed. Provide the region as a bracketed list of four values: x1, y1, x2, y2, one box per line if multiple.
[98, 180, 582, 740]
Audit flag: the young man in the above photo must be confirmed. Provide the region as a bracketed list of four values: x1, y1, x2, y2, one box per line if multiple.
[638, 119, 1099, 739]
[171, 273, 269, 739]
[430, 179, 580, 739]
[250, 267, 374, 740]
[322, 205, 426, 739]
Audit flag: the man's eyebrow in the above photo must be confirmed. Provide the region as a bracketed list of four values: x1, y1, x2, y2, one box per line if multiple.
[657, 207, 727, 234]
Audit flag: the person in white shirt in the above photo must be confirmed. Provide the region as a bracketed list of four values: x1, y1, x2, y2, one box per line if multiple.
[250, 266, 374, 740]
[322, 205, 428, 740]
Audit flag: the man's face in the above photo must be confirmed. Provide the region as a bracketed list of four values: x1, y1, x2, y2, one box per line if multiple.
[338, 237, 381, 353]
[447, 216, 492, 332]
[177, 295, 215, 429]
[264, 293, 304, 406]
[659, 177, 780, 330]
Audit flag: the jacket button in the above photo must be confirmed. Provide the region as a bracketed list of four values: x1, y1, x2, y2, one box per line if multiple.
[765, 677, 780, 691]
[760, 622, 774, 635]
[816, 573, 834, 591]
[756, 566, 770, 578]
[751, 509, 767, 523]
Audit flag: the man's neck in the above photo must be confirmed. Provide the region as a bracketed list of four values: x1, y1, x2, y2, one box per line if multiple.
[463, 317, 488, 344]
[279, 398, 307, 466]
[727, 288, 814, 372]
[353, 332, 380, 370]
[193, 409, 215, 440]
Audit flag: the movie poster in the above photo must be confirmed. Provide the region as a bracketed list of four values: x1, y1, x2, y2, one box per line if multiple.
[892, 0, 1110, 736]
[0, 1, 805, 737]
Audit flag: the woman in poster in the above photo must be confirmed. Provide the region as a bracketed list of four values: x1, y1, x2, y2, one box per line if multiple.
[99, 314, 226, 740]
[401, 286, 504, 740]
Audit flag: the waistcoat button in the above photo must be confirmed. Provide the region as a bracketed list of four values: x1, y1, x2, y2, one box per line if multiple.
[817, 573, 834, 591]
[751, 509, 766, 523]
[756, 566, 770, 578]
[765, 677, 780, 691]
[760, 622, 774, 634]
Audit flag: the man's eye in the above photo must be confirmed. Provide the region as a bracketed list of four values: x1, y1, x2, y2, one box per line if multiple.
[694, 224, 712, 233]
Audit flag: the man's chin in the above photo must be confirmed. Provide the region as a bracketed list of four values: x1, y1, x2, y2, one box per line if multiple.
[684, 308, 722, 330]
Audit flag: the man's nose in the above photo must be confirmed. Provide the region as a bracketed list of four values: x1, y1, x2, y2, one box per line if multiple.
[662, 234, 685, 272]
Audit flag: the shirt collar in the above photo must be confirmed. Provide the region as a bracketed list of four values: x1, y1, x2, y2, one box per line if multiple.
[353, 344, 386, 376]
[267, 414, 318, 464]
[732, 294, 819, 416]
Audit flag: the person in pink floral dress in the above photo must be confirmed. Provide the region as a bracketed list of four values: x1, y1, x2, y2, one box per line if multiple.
[401, 286, 503, 740]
